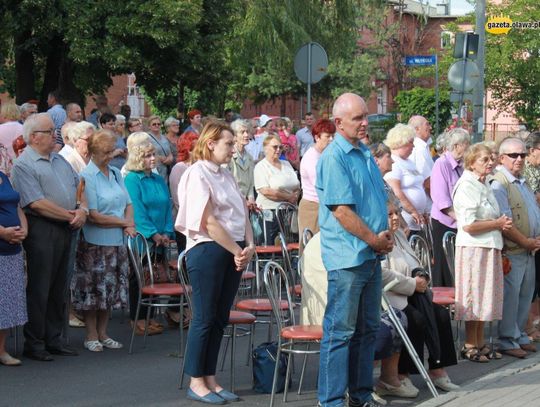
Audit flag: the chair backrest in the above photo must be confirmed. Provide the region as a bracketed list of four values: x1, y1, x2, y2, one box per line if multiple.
[408, 234, 432, 281]
[249, 209, 269, 246]
[442, 231, 456, 284]
[177, 251, 193, 310]
[127, 232, 152, 286]
[276, 202, 299, 245]
[263, 261, 295, 334]
[279, 232, 297, 286]
[302, 227, 314, 248]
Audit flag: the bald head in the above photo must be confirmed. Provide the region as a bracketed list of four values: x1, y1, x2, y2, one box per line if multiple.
[332, 93, 369, 145]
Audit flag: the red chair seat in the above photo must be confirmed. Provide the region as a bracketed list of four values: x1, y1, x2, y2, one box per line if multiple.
[256, 245, 282, 254]
[293, 284, 302, 296]
[432, 287, 455, 298]
[142, 283, 184, 296]
[287, 242, 299, 251]
[236, 298, 289, 312]
[229, 310, 256, 324]
[241, 271, 256, 280]
[432, 295, 455, 307]
[281, 325, 323, 340]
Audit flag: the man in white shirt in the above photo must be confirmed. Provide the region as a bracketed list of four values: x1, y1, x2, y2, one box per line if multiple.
[296, 112, 315, 157]
[245, 114, 274, 162]
[408, 115, 433, 198]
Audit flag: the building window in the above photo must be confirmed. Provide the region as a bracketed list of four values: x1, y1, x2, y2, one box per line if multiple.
[441, 31, 454, 48]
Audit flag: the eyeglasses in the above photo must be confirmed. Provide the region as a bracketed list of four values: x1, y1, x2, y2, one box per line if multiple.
[151, 122, 161, 127]
[270, 145, 283, 151]
[504, 153, 527, 159]
[34, 129, 55, 136]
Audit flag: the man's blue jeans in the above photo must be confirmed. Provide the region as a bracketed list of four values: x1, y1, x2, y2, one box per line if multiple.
[318, 259, 382, 407]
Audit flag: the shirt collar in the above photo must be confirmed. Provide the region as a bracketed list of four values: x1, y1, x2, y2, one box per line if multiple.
[414, 136, 431, 148]
[444, 151, 461, 169]
[132, 170, 157, 180]
[201, 159, 221, 173]
[26, 146, 56, 162]
[499, 165, 525, 184]
[333, 133, 372, 160]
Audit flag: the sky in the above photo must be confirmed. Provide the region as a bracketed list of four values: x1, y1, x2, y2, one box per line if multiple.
[428, 0, 474, 15]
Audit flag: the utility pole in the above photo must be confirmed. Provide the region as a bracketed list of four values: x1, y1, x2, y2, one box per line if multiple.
[472, 0, 486, 143]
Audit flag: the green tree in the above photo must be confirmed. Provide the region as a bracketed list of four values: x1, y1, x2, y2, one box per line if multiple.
[485, 0, 540, 129]
[395, 87, 452, 131]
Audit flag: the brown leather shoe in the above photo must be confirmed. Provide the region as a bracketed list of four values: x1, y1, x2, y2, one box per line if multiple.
[520, 343, 538, 352]
[500, 348, 527, 358]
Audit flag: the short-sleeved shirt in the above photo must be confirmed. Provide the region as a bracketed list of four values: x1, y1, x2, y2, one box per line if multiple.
[124, 170, 174, 240]
[491, 166, 540, 238]
[300, 146, 321, 203]
[296, 127, 314, 157]
[109, 135, 127, 170]
[316, 133, 388, 271]
[81, 161, 131, 246]
[175, 160, 247, 251]
[254, 158, 300, 210]
[385, 155, 428, 231]
[453, 170, 503, 249]
[65, 149, 87, 174]
[11, 146, 79, 214]
[0, 172, 22, 255]
[430, 151, 463, 228]
[227, 148, 255, 200]
[47, 104, 67, 131]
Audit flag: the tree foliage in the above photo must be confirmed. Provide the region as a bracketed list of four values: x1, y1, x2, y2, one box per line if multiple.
[485, 0, 540, 129]
[395, 87, 452, 131]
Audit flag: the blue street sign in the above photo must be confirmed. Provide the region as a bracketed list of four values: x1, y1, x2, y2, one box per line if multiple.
[404, 55, 437, 66]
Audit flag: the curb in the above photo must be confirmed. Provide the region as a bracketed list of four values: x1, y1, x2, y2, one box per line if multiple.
[416, 351, 540, 406]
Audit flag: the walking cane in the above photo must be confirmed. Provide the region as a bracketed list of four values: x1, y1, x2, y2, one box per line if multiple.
[382, 278, 439, 398]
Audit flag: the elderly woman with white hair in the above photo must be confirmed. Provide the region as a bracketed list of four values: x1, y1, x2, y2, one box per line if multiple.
[109, 114, 128, 170]
[64, 121, 95, 174]
[228, 119, 256, 207]
[430, 128, 471, 287]
[384, 124, 428, 234]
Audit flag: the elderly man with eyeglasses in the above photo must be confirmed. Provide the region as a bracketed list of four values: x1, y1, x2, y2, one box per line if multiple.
[491, 137, 540, 358]
[11, 113, 87, 362]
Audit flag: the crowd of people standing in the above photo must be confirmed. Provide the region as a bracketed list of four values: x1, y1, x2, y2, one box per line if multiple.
[1, 90, 540, 407]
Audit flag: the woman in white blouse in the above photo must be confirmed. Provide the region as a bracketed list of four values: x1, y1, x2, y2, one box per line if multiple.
[384, 124, 428, 233]
[453, 143, 512, 362]
[254, 134, 300, 244]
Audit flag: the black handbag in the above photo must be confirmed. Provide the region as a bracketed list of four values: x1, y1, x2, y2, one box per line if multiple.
[252, 342, 290, 394]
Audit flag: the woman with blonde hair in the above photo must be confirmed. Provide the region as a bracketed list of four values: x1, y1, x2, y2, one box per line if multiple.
[124, 137, 174, 335]
[0, 99, 23, 161]
[176, 121, 255, 403]
[384, 124, 428, 235]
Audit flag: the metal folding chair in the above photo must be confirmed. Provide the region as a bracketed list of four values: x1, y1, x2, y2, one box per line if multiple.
[126, 233, 185, 354]
[382, 279, 439, 398]
[177, 252, 256, 392]
[442, 231, 456, 286]
[264, 261, 322, 407]
[301, 228, 314, 248]
[276, 202, 300, 251]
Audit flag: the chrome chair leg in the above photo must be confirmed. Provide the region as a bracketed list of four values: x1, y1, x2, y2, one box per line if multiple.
[129, 301, 142, 354]
[283, 349, 293, 402]
[298, 343, 310, 395]
[231, 325, 237, 393]
[220, 329, 231, 371]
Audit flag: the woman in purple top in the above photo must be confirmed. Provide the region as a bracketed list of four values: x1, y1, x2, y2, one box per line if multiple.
[430, 128, 471, 287]
[0, 171, 28, 366]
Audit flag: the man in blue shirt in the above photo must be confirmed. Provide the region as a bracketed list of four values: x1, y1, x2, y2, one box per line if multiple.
[316, 93, 393, 407]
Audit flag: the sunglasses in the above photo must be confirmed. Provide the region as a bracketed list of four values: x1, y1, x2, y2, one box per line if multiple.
[270, 145, 283, 151]
[505, 153, 527, 159]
